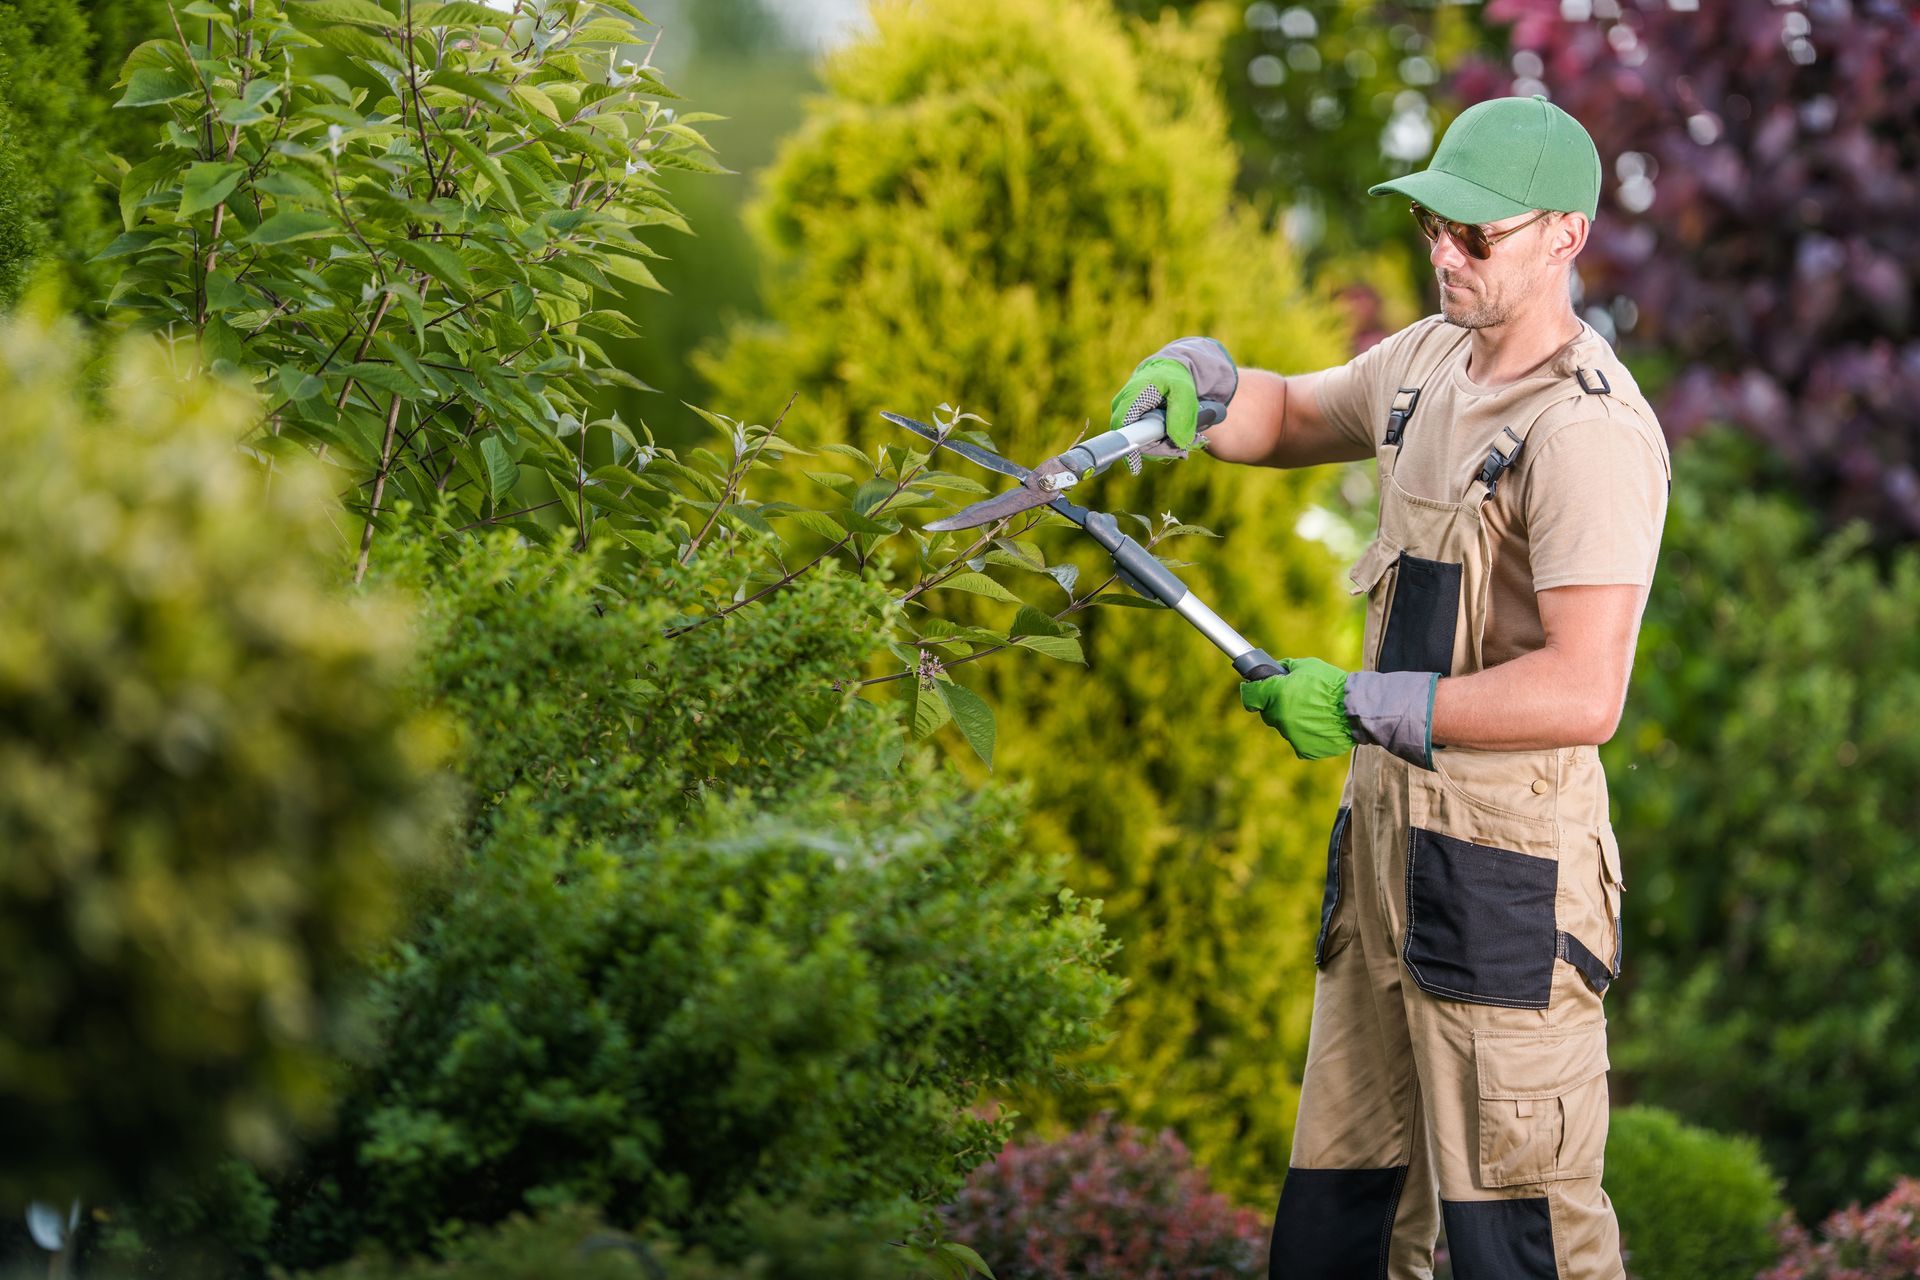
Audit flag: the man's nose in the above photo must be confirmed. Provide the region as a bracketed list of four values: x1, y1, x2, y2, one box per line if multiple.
[1429, 228, 1469, 270]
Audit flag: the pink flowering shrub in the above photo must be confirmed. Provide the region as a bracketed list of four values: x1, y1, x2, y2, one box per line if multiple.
[940, 1112, 1268, 1279]
[1759, 1177, 1920, 1279]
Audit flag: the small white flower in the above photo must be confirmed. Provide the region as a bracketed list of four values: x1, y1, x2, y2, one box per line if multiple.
[360, 280, 377, 303]
[1160, 510, 1177, 525]
[326, 123, 344, 156]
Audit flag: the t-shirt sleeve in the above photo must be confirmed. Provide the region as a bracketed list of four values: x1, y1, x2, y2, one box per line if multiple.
[1312, 321, 1427, 453]
[1523, 418, 1670, 590]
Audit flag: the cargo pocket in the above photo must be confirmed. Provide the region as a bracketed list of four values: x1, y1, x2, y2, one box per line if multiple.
[1473, 1021, 1611, 1188]
[1402, 827, 1558, 1009]
[1599, 823, 1624, 975]
[1377, 552, 1461, 675]
[1314, 806, 1354, 968]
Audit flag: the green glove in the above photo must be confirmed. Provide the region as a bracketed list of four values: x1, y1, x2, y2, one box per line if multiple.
[1108, 337, 1238, 449]
[1239, 656, 1356, 761]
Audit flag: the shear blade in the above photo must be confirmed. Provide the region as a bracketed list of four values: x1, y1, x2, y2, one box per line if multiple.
[879, 411, 1029, 481]
[923, 483, 1057, 532]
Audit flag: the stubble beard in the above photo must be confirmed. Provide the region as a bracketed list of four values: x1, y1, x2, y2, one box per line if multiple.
[1439, 277, 1513, 330]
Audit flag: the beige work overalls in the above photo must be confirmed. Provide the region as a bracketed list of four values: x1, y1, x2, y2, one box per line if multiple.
[1268, 350, 1642, 1279]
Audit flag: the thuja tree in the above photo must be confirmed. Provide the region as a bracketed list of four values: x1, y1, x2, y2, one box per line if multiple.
[703, 0, 1365, 1202]
[0, 303, 449, 1204]
[99, 0, 719, 579]
[0, 0, 112, 305]
[1456, 0, 1920, 540]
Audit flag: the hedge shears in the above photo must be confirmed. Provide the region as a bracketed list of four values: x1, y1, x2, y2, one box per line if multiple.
[880, 405, 1284, 681]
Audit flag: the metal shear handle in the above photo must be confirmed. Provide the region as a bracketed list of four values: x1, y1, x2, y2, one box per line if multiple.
[1047, 397, 1229, 487]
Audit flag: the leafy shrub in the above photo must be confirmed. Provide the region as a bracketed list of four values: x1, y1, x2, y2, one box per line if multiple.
[239, 527, 1121, 1272]
[0, 302, 449, 1202]
[1459, 0, 1920, 540]
[102, 0, 718, 578]
[1759, 1178, 1920, 1280]
[300, 1203, 909, 1280]
[1601, 427, 1920, 1218]
[941, 1111, 1268, 1279]
[702, 0, 1371, 1202]
[1604, 1105, 1786, 1280]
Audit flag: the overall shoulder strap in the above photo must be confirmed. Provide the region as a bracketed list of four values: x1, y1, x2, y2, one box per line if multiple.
[1466, 361, 1615, 510]
[1382, 325, 1471, 448]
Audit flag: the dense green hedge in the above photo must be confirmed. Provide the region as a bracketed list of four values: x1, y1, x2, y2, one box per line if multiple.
[1605, 1105, 1786, 1280]
[260, 530, 1119, 1269]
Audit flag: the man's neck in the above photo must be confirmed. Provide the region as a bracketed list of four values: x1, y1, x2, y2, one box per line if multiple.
[1462, 305, 1584, 388]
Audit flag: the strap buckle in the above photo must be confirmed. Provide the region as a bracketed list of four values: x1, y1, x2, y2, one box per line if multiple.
[1576, 367, 1611, 395]
[1383, 386, 1420, 446]
[1477, 425, 1525, 500]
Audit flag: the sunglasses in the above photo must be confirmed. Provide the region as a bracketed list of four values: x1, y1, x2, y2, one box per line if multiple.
[1410, 203, 1553, 260]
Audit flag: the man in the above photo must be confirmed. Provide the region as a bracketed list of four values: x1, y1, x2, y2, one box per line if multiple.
[1109, 96, 1670, 1278]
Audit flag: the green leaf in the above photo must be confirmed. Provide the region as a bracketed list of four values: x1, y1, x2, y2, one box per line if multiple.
[319, 25, 408, 67]
[386, 237, 474, 293]
[118, 152, 184, 230]
[429, 69, 511, 108]
[248, 210, 338, 244]
[336, 362, 419, 397]
[218, 78, 282, 126]
[117, 67, 195, 108]
[936, 1242, 994, 1279]
[1013, 634, 1084, 664]
[277, 364, 325, 402]
[935, 572, 1018, 604]
[851, 476, 895, 514]
[479, 435, 518, 504]
[291, 0, 399, 29]
[179, 162, 246, 217]
[911, 680, 950, 740]
[414, 0, 511, 26]
[937, 681, 995, 770]
[201, 316, 244, 371]
[776, 509, 846, 540]
[599, 251, 664, 292]
[446, 133, 520, 215]
[510, 82, 562, 125]
[91, 230, 170, 261]
[205, 270, 248, 312]
[651, 148, 731, 175]
[1009, 605, 1067, 638]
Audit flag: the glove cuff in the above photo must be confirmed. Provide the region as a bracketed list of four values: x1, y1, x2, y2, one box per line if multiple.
[1344, 669, 1437, 771]
[1145, 336, 1238, 406]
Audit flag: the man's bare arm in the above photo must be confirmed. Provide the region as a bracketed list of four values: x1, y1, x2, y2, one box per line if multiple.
[1429, 583, 1647, 749]
[1204, 369, 1375, 469]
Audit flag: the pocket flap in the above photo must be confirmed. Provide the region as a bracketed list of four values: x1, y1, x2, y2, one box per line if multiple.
[1474, 1021, 1609, 1100]
[1598, 824, 1624, 890]
[1346, 538, 1398, 597]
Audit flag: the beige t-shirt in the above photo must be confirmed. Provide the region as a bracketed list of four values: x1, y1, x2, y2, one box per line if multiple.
[1316, 315, 1672, 668]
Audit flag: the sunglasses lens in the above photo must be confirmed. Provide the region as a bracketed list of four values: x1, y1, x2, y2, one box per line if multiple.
[1411, 205, 1491, 259]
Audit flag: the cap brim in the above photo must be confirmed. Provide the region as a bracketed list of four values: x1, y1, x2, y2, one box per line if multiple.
[1367, 169, 1535, 225]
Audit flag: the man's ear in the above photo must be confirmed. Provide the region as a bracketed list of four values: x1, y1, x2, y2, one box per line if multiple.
[1549, 211, 1590, 264]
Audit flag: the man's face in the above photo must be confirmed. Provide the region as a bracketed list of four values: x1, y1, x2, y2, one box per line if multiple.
[1428, 208, 1560, 330]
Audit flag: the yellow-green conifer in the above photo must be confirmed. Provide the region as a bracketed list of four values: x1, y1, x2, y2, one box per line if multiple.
[703, 0, 1368, 1201]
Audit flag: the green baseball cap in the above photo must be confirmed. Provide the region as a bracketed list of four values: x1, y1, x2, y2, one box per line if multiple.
[1368, 94, 1601, 223]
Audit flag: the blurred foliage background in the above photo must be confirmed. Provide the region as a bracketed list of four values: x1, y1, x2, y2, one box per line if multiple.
[1, 0, 1918, 1274]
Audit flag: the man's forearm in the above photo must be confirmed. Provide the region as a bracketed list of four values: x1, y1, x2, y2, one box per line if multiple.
[1201, 368, 1286, 465]
[1431, 644, 1622, 750]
